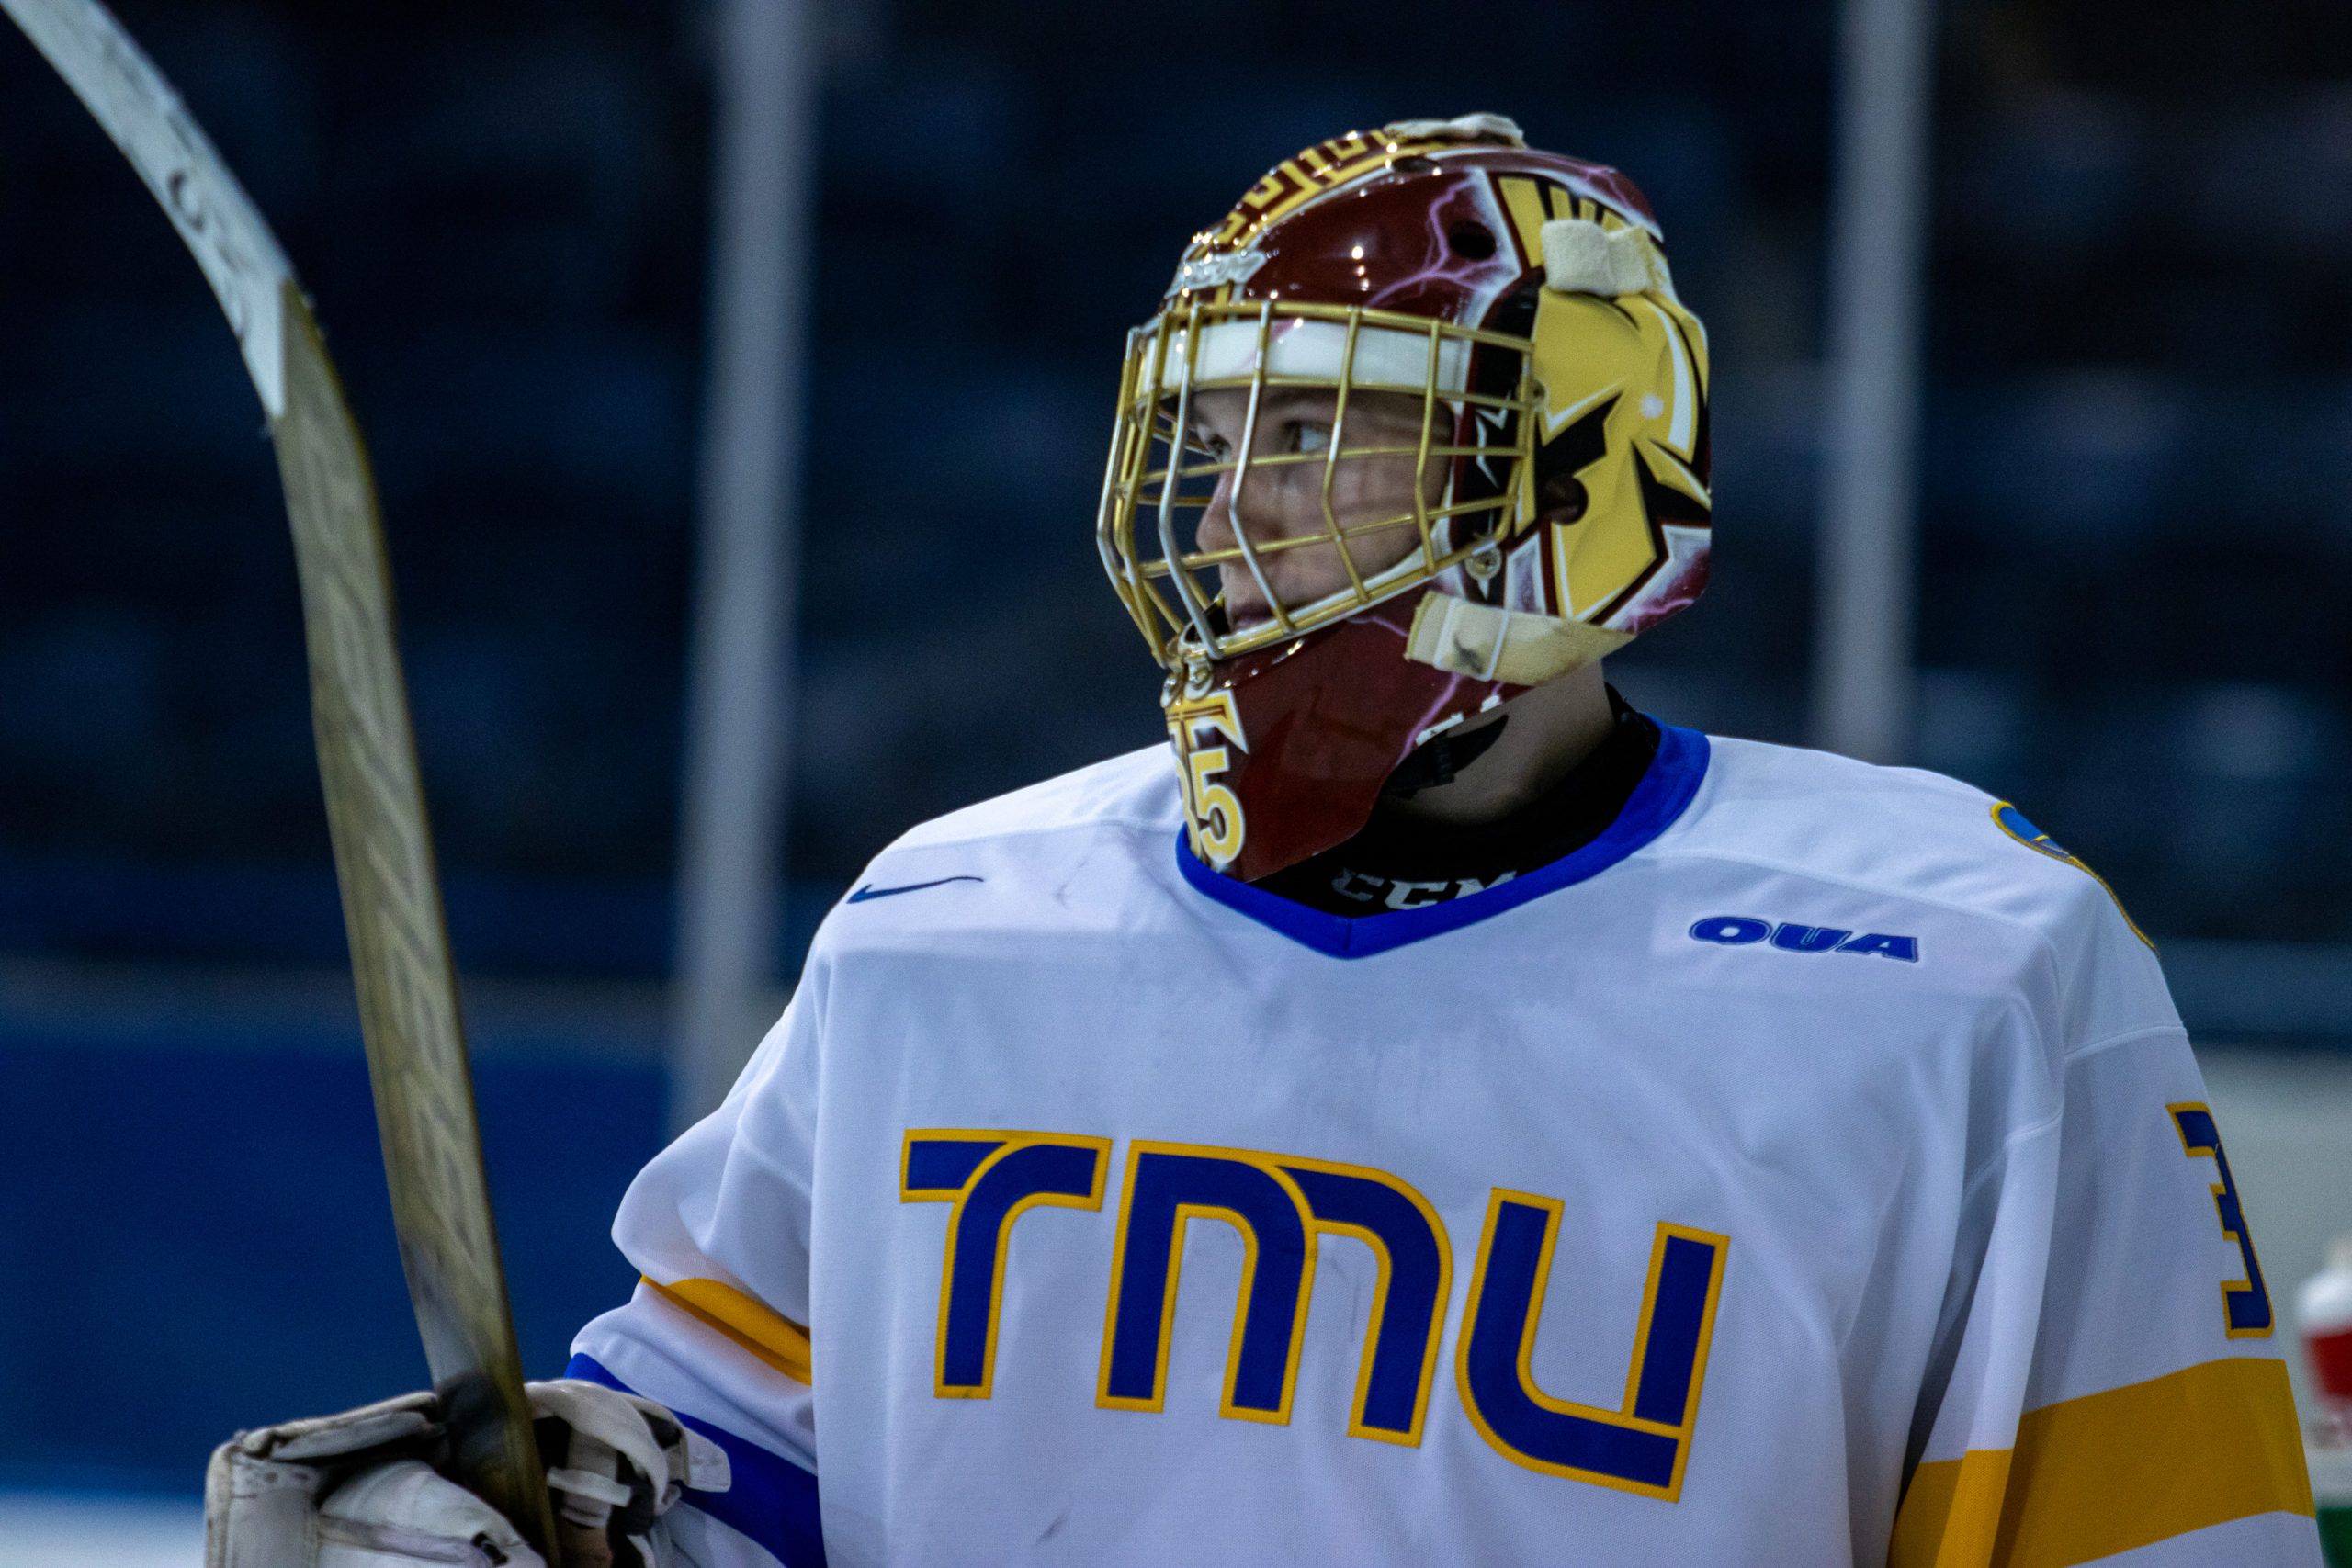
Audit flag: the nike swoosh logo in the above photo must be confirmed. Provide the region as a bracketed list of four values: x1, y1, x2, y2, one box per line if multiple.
[845, 875, 984, 903]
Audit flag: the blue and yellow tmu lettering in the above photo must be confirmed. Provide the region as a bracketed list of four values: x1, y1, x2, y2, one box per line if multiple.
[2168, 1103, 2273, 1337]
[1099, 1144, 1316, 1423]
[1456, 1190, 1728, 1500]
[900, 1130, 1112, 1397]
[1277, 1157, 1451, 1445]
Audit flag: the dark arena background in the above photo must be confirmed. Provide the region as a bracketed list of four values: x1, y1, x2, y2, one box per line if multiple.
[3, 0, 2351, 1552]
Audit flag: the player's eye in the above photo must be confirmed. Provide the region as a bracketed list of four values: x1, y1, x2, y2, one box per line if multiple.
[1188, 429, 1230, 462]
[1284, 423, 1332, 456]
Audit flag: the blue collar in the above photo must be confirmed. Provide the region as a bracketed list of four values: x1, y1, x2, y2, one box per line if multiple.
[1175, 723, 1711, 959]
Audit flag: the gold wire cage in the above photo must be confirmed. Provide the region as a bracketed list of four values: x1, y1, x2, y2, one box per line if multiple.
[1096, 297, 1539, 671]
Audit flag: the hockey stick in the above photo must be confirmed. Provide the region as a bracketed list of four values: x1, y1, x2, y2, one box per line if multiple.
[0, 1, 559, 1554]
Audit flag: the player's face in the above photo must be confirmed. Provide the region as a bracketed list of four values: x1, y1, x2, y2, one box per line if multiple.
[1187, 388, 1442, 629]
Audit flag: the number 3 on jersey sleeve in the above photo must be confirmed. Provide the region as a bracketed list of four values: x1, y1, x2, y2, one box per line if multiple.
[2168, 1102, 2273, 1338]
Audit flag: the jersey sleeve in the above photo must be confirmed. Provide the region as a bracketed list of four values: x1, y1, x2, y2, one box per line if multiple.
[1887, 936, 2318, 1565]
[569, 990, 829, 1568]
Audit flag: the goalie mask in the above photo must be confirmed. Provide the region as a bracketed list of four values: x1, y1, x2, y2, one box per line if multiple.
[1096, 112, 1713, 882]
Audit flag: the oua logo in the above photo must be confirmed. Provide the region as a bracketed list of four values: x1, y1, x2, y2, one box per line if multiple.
[900, 1131, 1729, 1501]
[1689, 916, 1919, 962]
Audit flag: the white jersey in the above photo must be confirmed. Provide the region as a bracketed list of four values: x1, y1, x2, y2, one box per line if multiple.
[571, 725, 2318, 1567]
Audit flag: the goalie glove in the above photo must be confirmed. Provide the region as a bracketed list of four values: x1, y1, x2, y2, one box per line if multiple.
[204, 1379, 729, 1568]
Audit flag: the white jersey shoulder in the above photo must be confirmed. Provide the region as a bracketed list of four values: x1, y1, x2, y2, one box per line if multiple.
[1676, 736, 2093, 919]
[807, 744, 1182, 966]
[881, 743, 1178, 856]
[1662, 733, 2174, 1049]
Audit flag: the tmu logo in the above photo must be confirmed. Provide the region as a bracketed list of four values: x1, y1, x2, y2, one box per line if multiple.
[1690, 916, 1918, 962]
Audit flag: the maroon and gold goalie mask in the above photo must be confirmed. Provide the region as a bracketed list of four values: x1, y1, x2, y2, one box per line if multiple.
[1095, 112, 1713, 882]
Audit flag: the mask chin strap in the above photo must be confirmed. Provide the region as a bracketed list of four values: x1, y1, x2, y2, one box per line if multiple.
[1402, 593, 1631, 686]
[1384, 714, 1509, 797]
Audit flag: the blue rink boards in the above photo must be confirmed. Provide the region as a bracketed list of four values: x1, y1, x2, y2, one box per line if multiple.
[0, 986, 665, 1493]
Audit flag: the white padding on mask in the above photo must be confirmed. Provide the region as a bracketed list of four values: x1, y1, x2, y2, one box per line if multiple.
[1404, 592, 1631, 686]
[1380, 112, 1526, 147]
[1541, 218, 1678, 301]
[1153, 318, 1469, 397]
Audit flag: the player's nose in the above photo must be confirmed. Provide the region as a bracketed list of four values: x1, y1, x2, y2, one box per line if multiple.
[1197, 473, 1240, 556]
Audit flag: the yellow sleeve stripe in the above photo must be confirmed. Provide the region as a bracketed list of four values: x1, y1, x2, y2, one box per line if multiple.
[643, 1275, 813, 1385]
[1891, 1356, 2312, 1568]
[1893, 1447, 2015, 1568]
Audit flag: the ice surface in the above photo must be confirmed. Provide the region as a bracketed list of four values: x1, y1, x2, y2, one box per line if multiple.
[0, 1492, 205, 1568]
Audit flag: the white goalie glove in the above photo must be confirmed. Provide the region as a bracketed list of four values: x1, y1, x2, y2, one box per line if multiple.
[205, 1379, 729, 1568]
